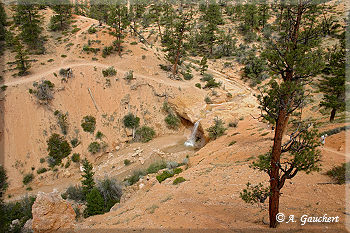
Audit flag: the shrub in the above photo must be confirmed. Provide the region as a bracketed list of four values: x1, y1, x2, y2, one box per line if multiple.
[40, 158, 45, 163]
[173, 177, 186, 185]
[102, 67, 117, 77]
[242, 55, 268, 87]
[1, 85, 7, 91]
[124, 159, 131, 166]
[96, 178, 122, 212]
[162, 101, 171, 114]
[23, 174, 34, 185]
[47, 133, 72, 166]
[71, 153, 80, 163]
[228, 121, 238, 128]
[124, 70, 134, 83]
[156, 171, 173, 183]
[135, 126, 156, 143]
[65, 159, 71, 168]
[95, 131, 104, 140]
[147, 161, 167, 174]
[165, 114, 180, 129]
[81, 115, 96, 133]
[88, 142, 101, 154]
[228, 140, 236, 146]
[195, 83, 201, 89]
[182, 72, 193, 80]
[207, 118, 227, 140]
[102, 46, 113, 58]
[59, 68, 69, 76]
[37, 168, 47, 174]
[125, 170, 146, 186]
[173, 167, 182, 174]
[130, 41, 138, 45]
[55, 111, 69, 135]
[88, 26, 97, 34]
[142, 55, 146, 60]
[204, 78, 221, 88]
[326, 163, 350, 184]
[70, 138, 80, 148]
[0, 165, 8, 199]
[205, 96, 212, 104]
[123, 113, 140, 130]
[33, 80, 54, 102]
[82, 45, 100, 54]
[62, 185, 85, 202]
[200, 73, 213, 82]
[166, 161, 178, 169]
[159, 64, 171, 71]
[85, 188, 105, 217]
[240, 182, 269, 204]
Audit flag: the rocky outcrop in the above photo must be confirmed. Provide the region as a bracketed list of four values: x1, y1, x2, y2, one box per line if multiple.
[32, 189, 76, 233]
[168, 90, 207, 123]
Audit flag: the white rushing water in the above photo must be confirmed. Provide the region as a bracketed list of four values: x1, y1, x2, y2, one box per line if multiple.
[184, 120, 200, 147]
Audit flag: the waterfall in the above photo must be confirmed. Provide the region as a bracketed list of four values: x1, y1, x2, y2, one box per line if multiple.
[184, 120, 200, 147]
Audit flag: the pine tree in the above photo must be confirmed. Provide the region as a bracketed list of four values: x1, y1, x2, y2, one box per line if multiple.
[108, 0, 130, 56]
[85, 187, 105, 217]
[241, 1, 329, 228]
[7, 36, 33, 76]
[49, 0, 73, 31]
[128, 0, 146, 36]
[0, 1, 6, 42]
[318, 37, 346, 122]
[162, 8, 193, 77]
[13, 0, 44, 52]
[149, 2, 163, 40]
[89, 0, 110, 25]
[81, 158, 95, 196]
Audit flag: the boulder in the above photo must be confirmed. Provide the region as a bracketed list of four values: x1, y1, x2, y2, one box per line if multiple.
[32, 189, 76, 233]
[22, 219, 33, 233]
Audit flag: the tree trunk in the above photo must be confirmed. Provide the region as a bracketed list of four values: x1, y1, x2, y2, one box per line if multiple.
[269, 108, 288, 228]
[157, 20, 162, 41]
[330, 108, 336, 122]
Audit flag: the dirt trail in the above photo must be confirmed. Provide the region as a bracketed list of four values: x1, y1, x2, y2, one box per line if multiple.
[322, 146, 350, 159]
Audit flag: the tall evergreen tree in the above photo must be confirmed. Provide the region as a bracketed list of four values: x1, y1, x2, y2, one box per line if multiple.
[89, 0, 110, 25]
[108, 0, 130, 56]
[318, 37, 346, 122]
[49, 0, 73, 31]
[162, 8, 193, 77]
[7, 35, 33, 76]
[241, 1, 329, 228]
[81, 158, 95, 196]
[0, 1, 6, 42]
[13, 0, 44, 52]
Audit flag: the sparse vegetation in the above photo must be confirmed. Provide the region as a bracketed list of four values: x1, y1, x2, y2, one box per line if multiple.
[165, 114, 180, 129]
[102, 66, 117, 77]
[31, 80, 55, 103]
[135, 126, 156, 143]
[47, 133, 72, 166]
[36, 168, 47, 174]
[88, 142, 101, 154]
[124, 70, 135, 83]
[207, 118, 226, 140]
[173, 177, 186, 185]
[326, 163, 349, 184]
[54, 110, 69, 135]
[62, 185, 85, 202]
[81, 115, 96, 133]
[71, 153, 80, 163]
[124, 159, 131, 166]
[95, 131, 104, 140]
[22, 173, 34, 185]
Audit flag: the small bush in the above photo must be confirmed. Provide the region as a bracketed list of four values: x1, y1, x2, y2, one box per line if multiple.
[88, 142, 101, 154]
[96, 178, 122, 212]
[1, 85, 7, 91]
[59, 68, 69, 76]
[40, 158, 45, 163]
[124, 70, 134, 83]
[182, 72, 193, 80]
[240, 182, 269, 204]
[173, 177, 186, 185]
[228, 140, 236, 146]
[130, 41, 138, 45]
[55, 111, 69, 135]
[65, 159, 71, 168]
[142, 55, 146, 60]
[88, 26, 97, 34]
[124, 159, 131, 166]
[125, 170, 146, 186]
[173, 167, 183, 174]
[205, 96, 212, 104]
[23, 174, 34, 185]
[123, 113, 140, 130]
[70, 138, 80, 148]
[81, 115, 96, 133]
[326, 163, 350, 184]
[37, 168, 47, 174]
[147, 161, 167, 174]
[159, 64, 171, 71]
[195, 83, 201, 89]
[207, 118, 227, 140]
[135, 126, 156, 143]
[95, 131, 104, 140]
[165, 114, 180, 129]
[200, 73, 213, 82]
[166, 161, 178, 169]
[47, 133, 72, 166]
[102, 67, 117, 77]
[71, 153, 80, 163]
[204, 78, 221, 88]
[156, 171, 173, 183]
[62, 185, 85, 202]
[162, 101, 171, 114]
[102, 46, 113, 58]
[32, 80, 55, 102]
[228, 121, 238, 128]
